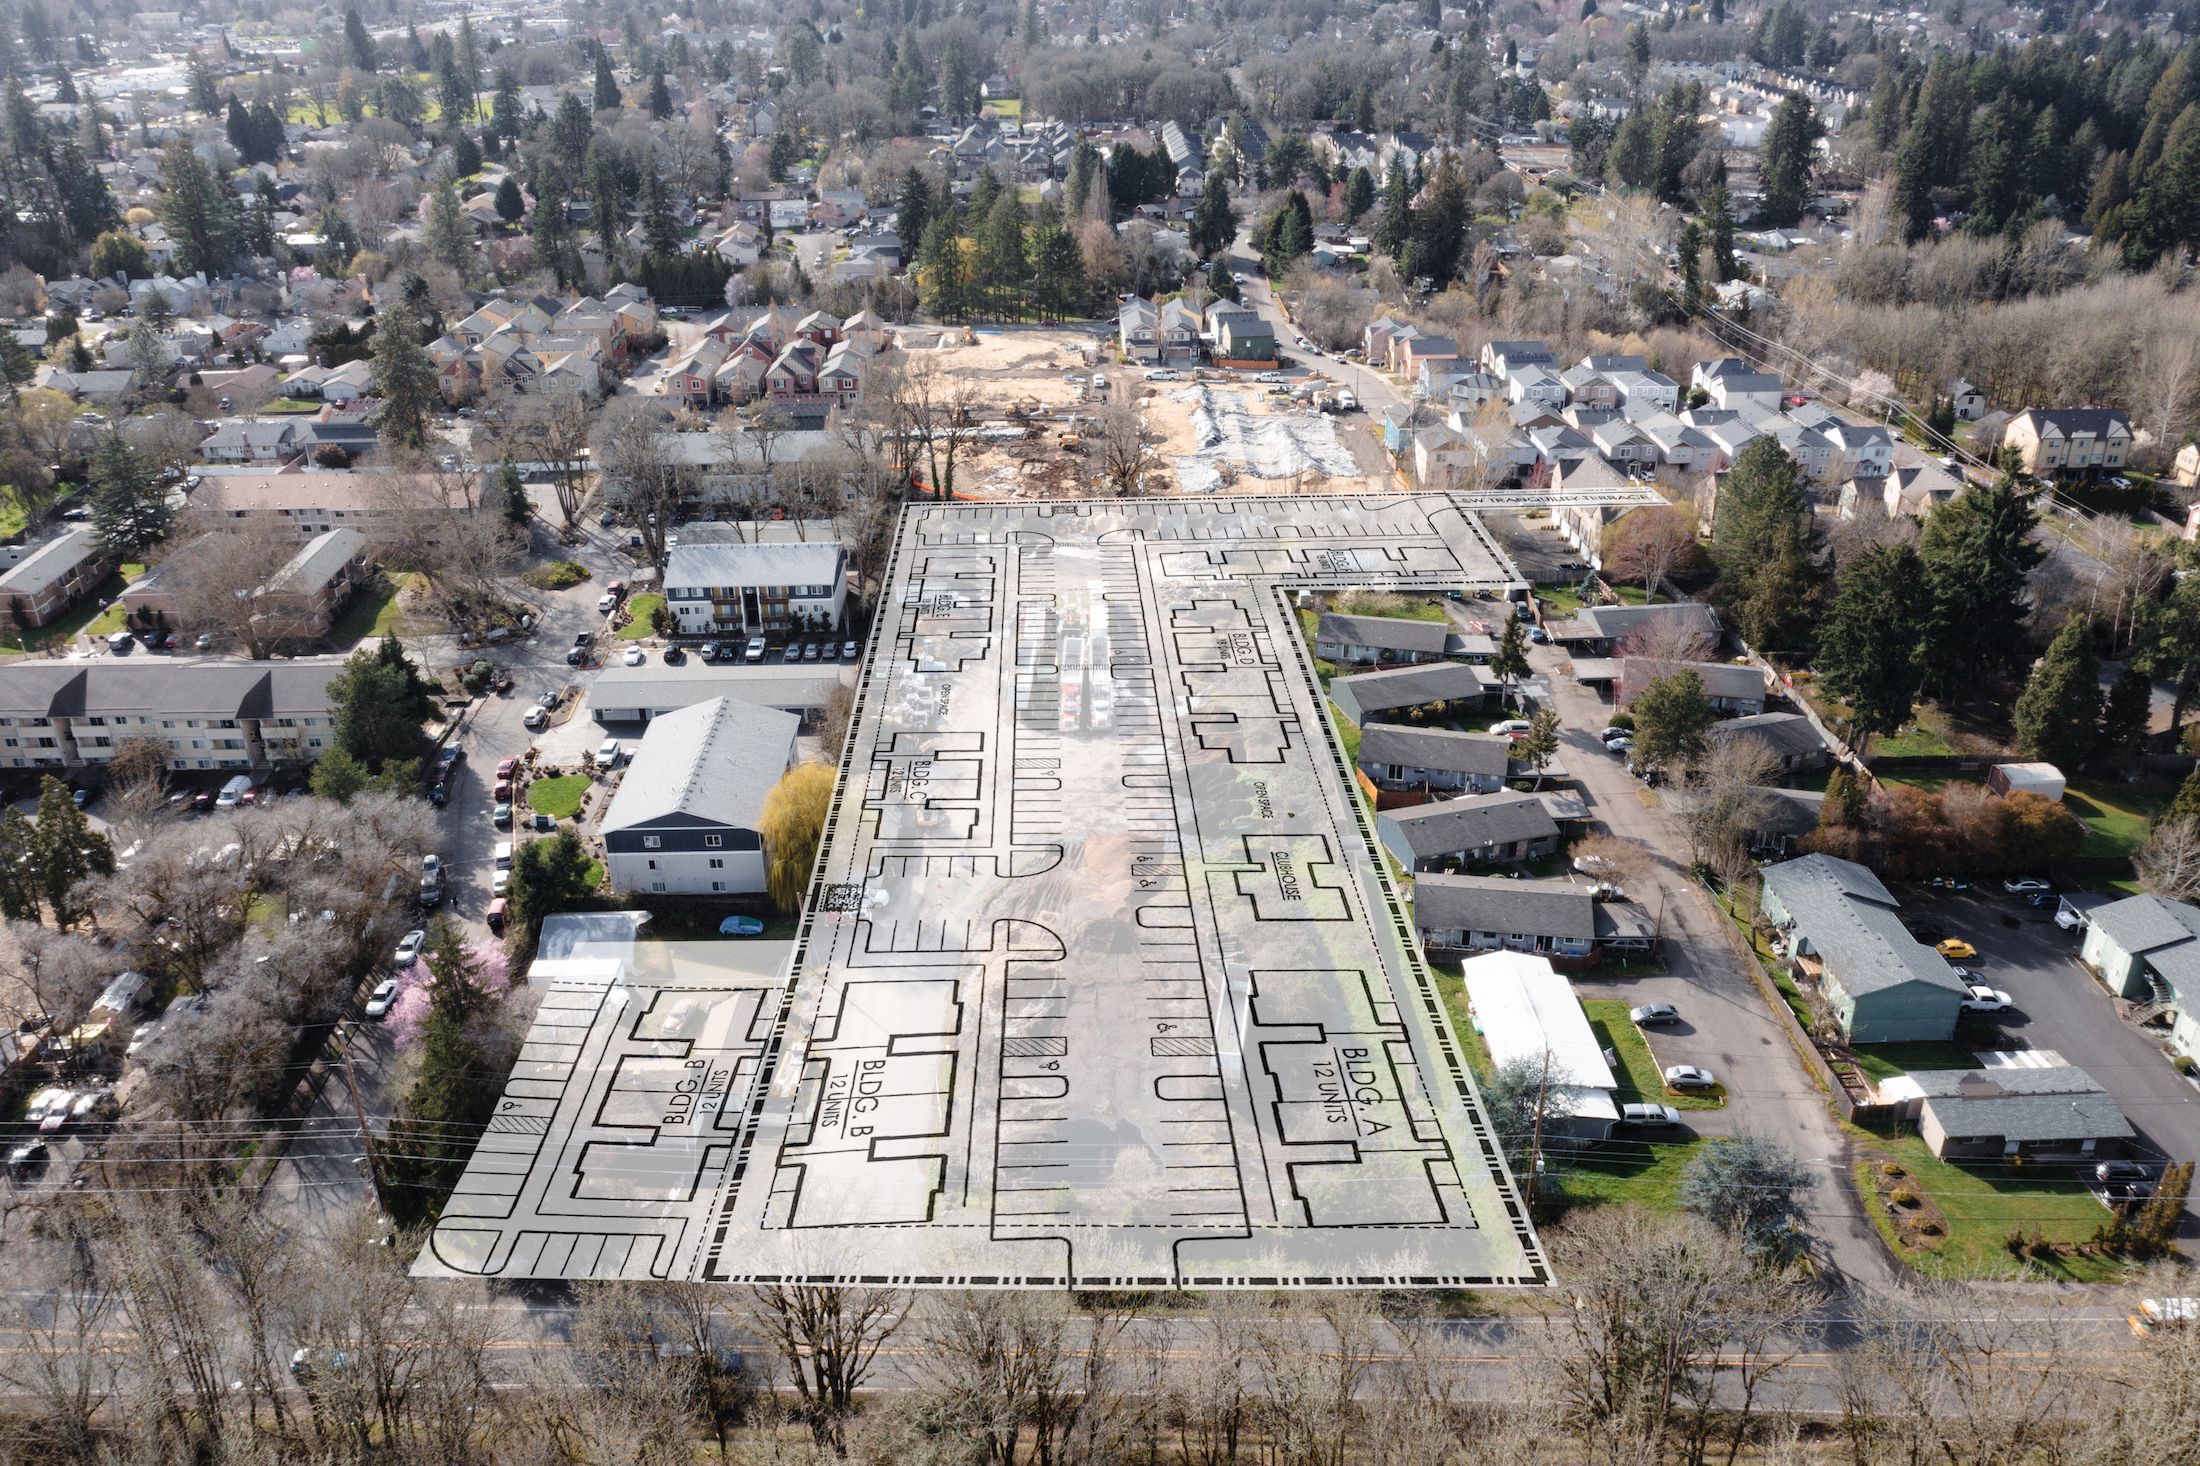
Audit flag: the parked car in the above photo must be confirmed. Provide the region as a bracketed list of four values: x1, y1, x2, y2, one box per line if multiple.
[1936, 938, 1978, 960]
[429, 781, 449, 805]
[6, 1141, 48, 1176]
[623, 646, 645, 666]
[1960, 983, 2014, 1013]
[782, 644, 802, 663]
[598, 593, 619, 614]
[2003, 878, 2051, 895]
[364, 980, 400, 1019]
[802, 641, 821, 661]
[1489, 719, 1533, 736]
[1598, 726, 1629, 741]
[485, 898, 507, 936]
[663, 645, 685, 664]
[422, 854, 443, 881]
[1662, 1064, 1718, 1092]
[1630, 1003, 1681, 1027]
[523, 706, 548, 730]
[596, 739, 622, 767]
[1604, 735, 1634, 753]
[394, 930, 426, 967]
[697, 641, 719, 662]
[491, 870, 511, 897]
[744, 637, 767, 663]
[1615, 1102, 1683, 1128]
[841, 640, 859, 660]
[492, 800, 512, 826]
[2055, 906, 2086, 932]
[495, 757, 517, 781]
[719, 915, 766, 936]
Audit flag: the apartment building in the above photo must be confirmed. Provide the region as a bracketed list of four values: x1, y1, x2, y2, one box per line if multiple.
[663, 541, 848, 636]
[0, 660, 344, 772]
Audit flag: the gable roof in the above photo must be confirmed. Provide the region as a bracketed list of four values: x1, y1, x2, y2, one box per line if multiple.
[1356, 724, 1514, 777]
[1376, 791, 1558, 858]
[1708, 711, 1827, 759]
[599, 696, 799, 835]
[1911, 1065, 2132, 1145]
[1617, 657, 1764, 704]
[1315, 611, 1449, 655]
[1415, 873, 1593, 941]
[663, 540, 844, 590]
[1329, 661, 1491, 718]
[1762, 853, 1964, 998]
[2015, 407, 2131, 438]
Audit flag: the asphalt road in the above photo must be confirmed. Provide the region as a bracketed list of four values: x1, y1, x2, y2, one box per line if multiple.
[1525, 636, 1899, 1290]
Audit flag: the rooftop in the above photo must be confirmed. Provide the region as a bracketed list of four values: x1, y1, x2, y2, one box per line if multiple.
[599, 697, 799, 836]
[1762, 853, 1965, 999]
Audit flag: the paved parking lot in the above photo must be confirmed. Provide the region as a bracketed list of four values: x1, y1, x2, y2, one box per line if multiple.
[1900, 886, 2200, 1206]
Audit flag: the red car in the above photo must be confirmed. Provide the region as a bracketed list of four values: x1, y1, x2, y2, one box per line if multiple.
[495, 757, 518, 780]
[493, 778, 513, 803]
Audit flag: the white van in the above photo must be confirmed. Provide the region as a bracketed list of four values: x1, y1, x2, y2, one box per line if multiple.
[493, 841, 514, 871]
[214, 774, 254, 809]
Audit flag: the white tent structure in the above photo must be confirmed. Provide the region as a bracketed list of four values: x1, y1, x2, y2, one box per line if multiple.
[1461, 950, 1621, 1132]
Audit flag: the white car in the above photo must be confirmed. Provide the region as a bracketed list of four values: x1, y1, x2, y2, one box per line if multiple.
[1489, 719, 1533, 736]
[2054, 906, 2084, 932]
[394, 929, 426, 967]
[596, 739, 622, 767]
[491, 869, 510, 897]
[364, 979, 400, 1019]
[1604, 735, 1634, 753]
[598, 593, 618, 614]
[1961, 984, 2014, 1013]
[1662, 1064, 1718, 1092]
[1616, 1102, 1682, 1128]
[421, 854, 442, 880]
[622, 646, 645, 666]
[2003, 878, 2051, 895]
[522, 706, 548, 730]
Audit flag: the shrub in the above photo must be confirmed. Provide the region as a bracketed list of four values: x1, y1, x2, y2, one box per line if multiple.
[1889, 1187, 1918, 1208]
[314, 443, 353, 468]
[1915, 1220, 1942, 1236]
[522, 560, 591, 590]
[2005, 1226, 2026, 1254]
[1606, 711, 1635, 732]
[1879, 1162, 1906, 1177]
[2177, 1054, 2196, 1077]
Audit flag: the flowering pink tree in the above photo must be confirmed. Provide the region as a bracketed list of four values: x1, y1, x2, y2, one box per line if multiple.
[387, 936, 514, 1047]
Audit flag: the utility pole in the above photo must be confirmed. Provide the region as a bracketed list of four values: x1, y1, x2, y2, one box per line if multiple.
[1525, 1047, 1551, 1208]
[339, 1028, 389, 1218]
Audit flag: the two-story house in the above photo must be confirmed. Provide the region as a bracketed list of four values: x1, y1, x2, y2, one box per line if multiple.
[2003, 408, 2133, 480]
[664, 541, 848, 637]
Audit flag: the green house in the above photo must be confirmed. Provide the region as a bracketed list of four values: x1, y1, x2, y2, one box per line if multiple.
[1758, 853, 1966, 1044]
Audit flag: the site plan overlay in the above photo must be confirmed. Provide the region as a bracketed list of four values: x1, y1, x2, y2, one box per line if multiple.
[422, 494, 1552, 1289]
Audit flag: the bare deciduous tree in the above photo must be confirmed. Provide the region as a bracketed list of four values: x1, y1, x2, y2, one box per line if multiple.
[2138, 816, 2200, 903]
[1091, 397, 1154, 497]
[596, 399, 691, 567]
[485, 391, 594, 534]
[157, 520, 312, 659]
[745, 1282, 908, 1453]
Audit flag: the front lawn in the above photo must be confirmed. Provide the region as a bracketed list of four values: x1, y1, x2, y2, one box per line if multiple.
[2064, 777, 2178, 860]
[262, 397, 324, 413]
[1534, 584, 1587, 616]
[1324, 590, 1450, 623]
[1846, 1042, 1984, 1085]
[0, 572, 127, 653]
[526, 774, 589, 820]
[1582, 999, 1723, 1110]
[1563, 1135, 1708, 1210]
[1855, 1130, 2136, 1282]
[617, 593, 664, 640]
[328, 573, 434, 647]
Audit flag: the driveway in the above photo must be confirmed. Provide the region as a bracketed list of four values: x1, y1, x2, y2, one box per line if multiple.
[1899, 886, 2200, 1235]
[1529, 640, 1899, 1287]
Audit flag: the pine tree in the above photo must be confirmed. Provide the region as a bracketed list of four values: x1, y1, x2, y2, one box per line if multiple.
[1632, 669, 1716, 769]
[156, 138, 236, 278]
[1711, 438, 1820, 651]
[1758, 93, 1824, 226]
[343, 6, 378, 72]
[187, 50, 221, 114]
[1375, 158, 1411, 261]
[1675, 218, 1704, 309]
[1817, 543, 1930, 753]
[640, 165, 679, 260]
[423, 175, 470, 273]
[1343, 165, 1376, 224]
[495, 461, 529, 525]
[1704, 177, 1740, 280]
[494, 173, 524, 226]
[979, 193, 1025, 297]
[2013, 616, 2102, 769]
[1408, 157, 1469, 283]
[1894, 121, 1937, 242]
[896, 167, 933, 249]
[1917, 475, 2044, 697]
[647, 66, 674, 120]
[87, 434, 171, 562]
[370, 304, 439, 454]
[1190, 171, 1234, 259]
[2100, 664, 2154, 769]
[917, 214, 970, 320]
[593, 48, 623, 112]
[490, 69, 524, 143]
[31, 775, 108, 928]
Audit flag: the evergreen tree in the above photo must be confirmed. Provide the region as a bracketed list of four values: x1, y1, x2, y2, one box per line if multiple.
[494, 172, 525, 226]
[1189, 171, 1234, 259]
[917, 214, 970, 320]
[1704, 178, 1740, 280]
[2168, 765, 2200, 824]
[495, 461, 529, 526]
[87, 434, 170, 562]
[1758, 93, 1824, 226]
[896, 166, 933, 248]
[1711, 438, 1820, 651]
[370, 304, 438, 454]
[1632, 669, 1716, 769]
[1408, 157, 1469, 283]
[1917, 475, 2044, 697]
[32, 775, 108, 929]
[1375, 158, 1411, 261]
[531, 167, 578, 286]
[1675, 218, 1704, 309]
[593, 48, 623, 112]
[1962, 96, 2030, 235]
[2100, 664, 2154, 768]
[187, 50, 221, 113]
[328, 636, 433, 772]
[156, 138, 236, 278]
[550, 92, 593, 161]
[423, 175, 470, 273]
[490, 69, 524, 143]
[1029, 211, 1084, 318]
[640, 165, 680, 260]
[1342, 165, 1376, 223]
[1816, 543, 1930, 753]
[343, 5, 378, 72]
[1262, 190, 1314, 276]
[88, 228, 149, 281]
[647, 65, 674, 121]
[451, 130, 481, 179]
[225, 94, 253, 159]
[2012, 616, 2102, 769]
[979, 193, 1025, 298]
[1894, 121, 1937, 242]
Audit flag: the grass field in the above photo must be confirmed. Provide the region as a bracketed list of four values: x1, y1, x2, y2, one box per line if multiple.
[1856, 1131, 2132, 1282]
[328, 573, 432, 647]
[525, 775, 589, 820]
[263, 397, 322, 414]
[1846, 1042, 1983, 1084]
[1563, 1136, 1707, 1210]
[1583, 999, 1723, 1110]
[0, 572, 126, 653]
[2064, 777, 2178, 859]
[0, 498, 25, 541]
[1534, 584, 1588, 615]
[1326, 701, 1361, 764]
[618, 594, 664, 640]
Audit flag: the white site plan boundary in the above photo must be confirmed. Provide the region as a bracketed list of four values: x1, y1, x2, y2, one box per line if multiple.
[418, 494, 1552, 1290]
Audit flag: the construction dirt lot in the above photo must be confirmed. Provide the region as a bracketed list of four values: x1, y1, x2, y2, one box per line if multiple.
[920, 324, 1397, 500]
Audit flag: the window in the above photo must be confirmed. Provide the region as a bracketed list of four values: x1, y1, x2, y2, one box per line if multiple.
[643, 836, 661, 849]
[704, 835, 723, 848]
[646, 859, 657, 870]
[651, 882, 666, 893]
[710, 881, 726, 892]
[708, 859, 724, 870]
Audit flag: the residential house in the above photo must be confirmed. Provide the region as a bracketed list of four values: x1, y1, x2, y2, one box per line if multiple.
[600, 697, 799, 897]
[250, 528, 369, 637]
[1824, 419, 1895, 481]
[2176, 442, 2200, 490]
[1505, 364, 1565, 410]
[1590, 417, 1658, 470]
[1118, 297, 1161, 363]
[1412, 426, 1477, 488]
[1615, 657, 1766, 717]
[2080, 893, 2200, 1061]
[1842, 461, 1964, 521]
[1758, 853, 1967, 1043]
[1355, 724, 1514, 795]
[0, 659, 343, 773]
[1611, 367, 1681, 416]
[1397, 336, 1460, 381]
[1682, 409, 1760, 472]
[185, 466, 476, 538]
[1328, 662, 1496, 725]
[1459, 951, 1621, 1137]
[30, 366, 136, 405]
[1479, 340, 1556, 379]
[2003, 408, 2133, 480]
[0, 531, 107, 628]
[1881, 1066, 2132, 1161]
[663, 541, 848, 637]
[1708, 711, 1830, 773]
[1950, 377, 1986, 421]
[1544, 601, 1722, 658]
[1635, 412, 1716, 473]
[1208, 305, 1275, 365]
[1376, 791, 1561, 871]
[587, 662, 852, 728]
[1313, 612, 1454, 666]
[1691, 358, 1785, 412]
[713, 222, 764, 268]
[1420, 875, 1661, 969]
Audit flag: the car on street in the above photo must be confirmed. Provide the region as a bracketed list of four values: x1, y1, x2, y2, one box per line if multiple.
[596, 739, 622, 767]
[598, 593, 618, 613]
[1662, 1064, 1718, 1092]
[491, 869, 510, 897]
[364, 980, 400, 1019]
[1936, 938, 1978, 960]
[622, 645, 645, 666]
[719, 915, 766, 936]
[1615, 1102, 1683, 1128]
[523, 706, 547, 730]
[492, 800, 512, 826]
[1630, 1003, 1681, 1027]
[394, 929, 426, 967]
[2003, 878, 2051, 895]
[1960, 982, 2014, 1012]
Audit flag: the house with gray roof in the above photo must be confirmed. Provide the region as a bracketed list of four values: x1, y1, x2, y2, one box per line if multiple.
[1376, 790, 1559, 871]
[1355, 724, 1514, 795]
[663, 540, 847, 636]
[1759, 853, 1967, 1042]
[0, 530, 107, 628]
[600, 697, 798, 897]
[0, 658, 343, 773]
[2081, 893, 2200, 1061]
[1707, 711, 1830, 774]
[1415, 872, 1660, 968]
[1328, 662, 1496, 725]
[1890, 1065, 2133, 1162]
[1313, 612, 1454, 666]
[1616, 657, 1767, 717]
[1545, 601, 1722, 657]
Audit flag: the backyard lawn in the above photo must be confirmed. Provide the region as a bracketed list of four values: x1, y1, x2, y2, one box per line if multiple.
[1326, 701, 1362, 764]
[618, 594, 665, 640]
[1846, 1042, 1984, 1085]
[1856, 1130, 2134, 1282]
[328, 573, 433, 647]
[2064, 777, 2178, 860]
[525, 775, 589, 820]
[1582, 999, 1723, 1110]
[1534, 583, 1588, 615]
